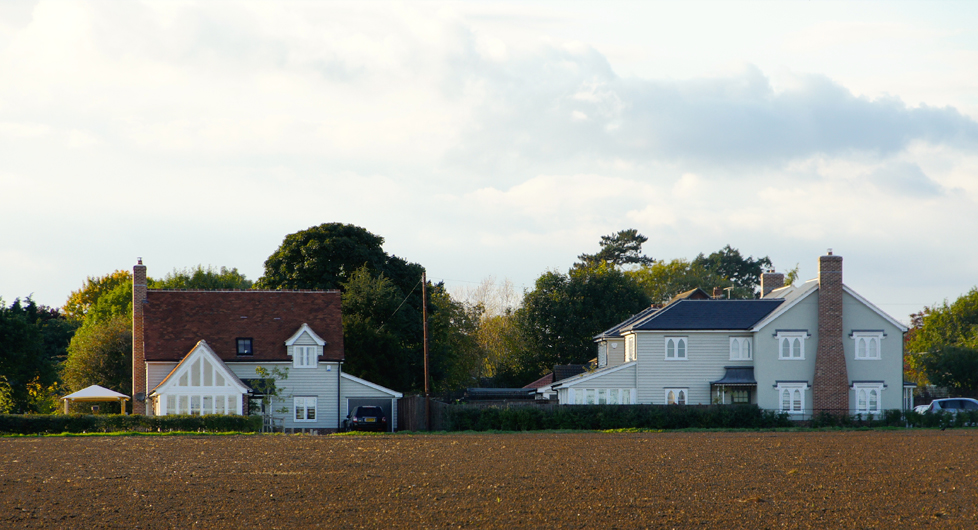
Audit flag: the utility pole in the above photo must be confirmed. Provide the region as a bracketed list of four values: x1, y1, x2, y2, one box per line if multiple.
[422, 271, 431, 431]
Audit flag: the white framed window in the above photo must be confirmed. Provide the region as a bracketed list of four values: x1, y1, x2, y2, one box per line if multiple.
[777, 331, 808, 360]
[665, 388, 687, 405]
[625, 335, 637, 362]
[569, 388, 635, 405]
[293, 345, 319, 368]
[665, 337, 687, 360]
[852, 332, 883, 360]
[729, 337, 752, 360]
[854, 383, 884, 414]
[777, 383, 808, 414]
[294, 396, 317, 422]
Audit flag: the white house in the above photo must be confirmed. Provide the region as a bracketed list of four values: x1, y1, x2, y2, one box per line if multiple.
[131, 260, 402, 431]
[542, 252, 912, 418]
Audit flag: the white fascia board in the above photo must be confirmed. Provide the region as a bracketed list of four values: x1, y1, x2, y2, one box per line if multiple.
[285, 323, 327, 346]
[631, 329, 759, 334]
[842, 285, 909, 333]
[341, 372, 403, 398]
[751, 284, 818, 333]
[552, 361, 636, 389]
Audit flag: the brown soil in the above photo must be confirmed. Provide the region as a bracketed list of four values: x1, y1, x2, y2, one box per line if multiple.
[1, 430, 976, 529]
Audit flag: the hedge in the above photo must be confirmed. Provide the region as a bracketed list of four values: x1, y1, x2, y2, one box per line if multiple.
[0, 414, 262, 435]
[444, 404, 793, 431]
[444, 405, 978, 432]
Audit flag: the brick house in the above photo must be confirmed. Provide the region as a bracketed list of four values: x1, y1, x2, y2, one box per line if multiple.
[542, 252, 913, 418]
[131, 260, 401, 431]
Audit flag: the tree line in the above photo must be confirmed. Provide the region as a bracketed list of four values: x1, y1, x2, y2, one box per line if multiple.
[2, 222, 801, 412]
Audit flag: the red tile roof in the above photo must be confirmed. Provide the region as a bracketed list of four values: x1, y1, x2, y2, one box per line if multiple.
[142, 290, 343, 362]
[522, 372, 554, 389]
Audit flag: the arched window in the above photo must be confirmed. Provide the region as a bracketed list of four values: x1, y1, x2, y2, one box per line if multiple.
[665, 337, 688, 360]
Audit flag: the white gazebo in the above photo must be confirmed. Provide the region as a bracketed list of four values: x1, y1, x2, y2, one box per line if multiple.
[61, 385, 130, 414]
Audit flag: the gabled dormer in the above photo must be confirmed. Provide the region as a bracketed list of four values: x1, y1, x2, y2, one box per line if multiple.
[285, 323, 326, 369]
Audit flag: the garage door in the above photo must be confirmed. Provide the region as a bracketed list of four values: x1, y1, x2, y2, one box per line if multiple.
[347, 398, 394, 432]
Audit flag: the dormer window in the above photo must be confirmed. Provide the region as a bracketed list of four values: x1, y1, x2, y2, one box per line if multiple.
[285, 323, 326, 369]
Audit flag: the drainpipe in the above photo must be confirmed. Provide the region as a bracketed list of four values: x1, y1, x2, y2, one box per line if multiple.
[337, 361, 343, 431]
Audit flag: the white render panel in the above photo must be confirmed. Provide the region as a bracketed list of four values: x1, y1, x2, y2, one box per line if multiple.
[147, 362, 178, 391]
[228, 362, 341, 430]
[561, 363, 637, 389]
[635, 332, 749, 405]
[340, 375, 400, 429]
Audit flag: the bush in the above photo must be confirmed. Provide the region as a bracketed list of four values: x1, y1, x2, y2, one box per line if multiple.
[0, 414, 262, 434]
[444, 405, 793, 431]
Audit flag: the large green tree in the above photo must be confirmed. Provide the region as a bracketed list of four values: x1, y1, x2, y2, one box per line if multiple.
[693, 245, 772, 297]
[627, 259, 732, 304]
[510, 264, 651, 383]
[62, 315, 133, 413]
[906, 287, 978, 387]
[0, 297, 75, 413]
[920, 346, 978, 392]
[150, 265, 253, 290]
[577, 229, 655, 268]
[259, 224, 428, 392]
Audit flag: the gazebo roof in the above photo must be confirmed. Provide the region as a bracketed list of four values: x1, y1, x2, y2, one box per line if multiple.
[62, 385, 130, 402]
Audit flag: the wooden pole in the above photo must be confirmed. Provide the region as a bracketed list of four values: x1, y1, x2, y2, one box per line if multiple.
[422, 271, 431, 431]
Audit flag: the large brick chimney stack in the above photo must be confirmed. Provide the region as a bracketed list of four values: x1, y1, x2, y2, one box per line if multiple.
[760, 270, 785, 298]
[132, 259, 147, 415]
[813, 250, 848, 415]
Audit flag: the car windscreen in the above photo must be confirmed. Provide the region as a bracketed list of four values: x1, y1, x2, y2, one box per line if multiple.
[356, 407, 384, 417]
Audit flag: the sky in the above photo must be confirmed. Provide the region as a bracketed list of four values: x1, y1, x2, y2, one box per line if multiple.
[2, 1, 977, 324]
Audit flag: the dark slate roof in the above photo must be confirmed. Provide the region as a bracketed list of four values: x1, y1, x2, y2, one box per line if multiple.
[553, 364, 587, 382]
[142, 290, 344, 362]
[625, 299, 784, 331]
[711, 367, 757, 386]
[594, 306, 659, 339]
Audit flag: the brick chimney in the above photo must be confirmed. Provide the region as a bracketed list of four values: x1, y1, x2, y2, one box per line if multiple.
[760, 270, 784, 298]
[813, 250, 848, 415]
[132, 258, 148, 415]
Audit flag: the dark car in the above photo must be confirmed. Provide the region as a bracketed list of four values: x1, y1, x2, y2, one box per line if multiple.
[922, 398, 978, 414]
[346, 406, 388, 432]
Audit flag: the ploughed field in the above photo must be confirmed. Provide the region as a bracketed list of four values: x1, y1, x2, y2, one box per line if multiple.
[2, 430, 977, 529]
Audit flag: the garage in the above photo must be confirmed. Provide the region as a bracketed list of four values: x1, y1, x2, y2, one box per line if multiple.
[346, 398, 395, 432]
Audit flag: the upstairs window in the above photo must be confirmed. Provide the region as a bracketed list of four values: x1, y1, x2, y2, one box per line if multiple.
[236, 338, 253, 356]
[777, 331, 807, 360]
[625, 335, 637, 362]
[852, 332, 883, 360]
[293, 345, 319, 368]
[665, 337, 687, 360]
[730, 337, 752, 360]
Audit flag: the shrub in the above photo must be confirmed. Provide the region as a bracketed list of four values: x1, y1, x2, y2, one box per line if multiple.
[0, 414, 261, 434]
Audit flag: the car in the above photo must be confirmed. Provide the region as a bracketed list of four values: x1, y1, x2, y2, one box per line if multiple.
[920, 398, 978, 414]
[346, 405, 388, 432]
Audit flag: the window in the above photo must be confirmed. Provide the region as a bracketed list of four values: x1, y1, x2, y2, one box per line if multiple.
[625, 335, 637, 362]
[294, 397, 317, 422]
[777, 331, 807, 360]
[665, 389, 687, 405]
[569, 388, 634, 405]
[293, 345, 319, 368]
[731, 389, 750, 404]
[852, 332, 883, 360]
[854, 383, 884, 414]
[730, 337, 752, 360]
[777, 383, 807, 414]
[665, 337, 687, 360]
[236, 338, 253, 356]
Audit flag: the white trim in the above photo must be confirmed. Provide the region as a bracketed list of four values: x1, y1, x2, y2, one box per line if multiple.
[777, 331, 808, 360]
[776, 382, 809, 414]
[293, 396, 318, 422]
[852, 331, 883, 360]
[285, 323, 327, 346]
[751, 282, 818, 332]
[729, 337, 752, 360]
[842, 285, 909, 333]
[340, 372, 403, 398]
[665, 336, 688, 360]
[149, 340, 250, 396]
[853, 383, 884, 415]
[665, 388, 688, 405]
[551, 361, 636, 388]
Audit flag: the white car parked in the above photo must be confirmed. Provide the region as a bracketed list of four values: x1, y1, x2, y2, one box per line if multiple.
[918, 398, 978, 414]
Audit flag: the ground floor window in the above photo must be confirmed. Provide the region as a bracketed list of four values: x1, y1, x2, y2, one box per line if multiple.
[665, 389, 687, 405]
[294, 396, 317, 422]
[854, 384, 884, 415]
[777, 383, 807, 414]
[570, 388, 634, 405]
[161, 394, 240, 415]
[731, 389, 750, 404]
